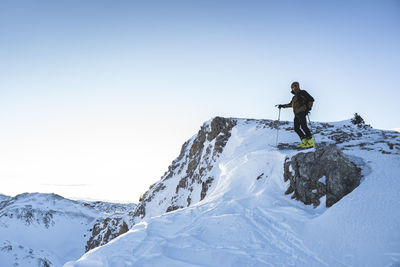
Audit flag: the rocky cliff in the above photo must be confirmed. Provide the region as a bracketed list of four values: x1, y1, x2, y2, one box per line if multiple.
[134, 116, 236, 218]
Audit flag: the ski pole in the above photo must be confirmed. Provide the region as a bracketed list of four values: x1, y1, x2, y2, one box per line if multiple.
[307, 114, 317, 144]
[276, 107, 281, 146]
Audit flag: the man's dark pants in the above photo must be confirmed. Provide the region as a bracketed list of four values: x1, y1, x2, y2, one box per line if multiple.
[294, 111, 312, 140]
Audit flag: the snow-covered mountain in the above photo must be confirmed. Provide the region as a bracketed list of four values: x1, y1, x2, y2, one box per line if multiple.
[65, 117, 400, 267]
[0, 193, 135, 266]
[0, 194, 10, 202]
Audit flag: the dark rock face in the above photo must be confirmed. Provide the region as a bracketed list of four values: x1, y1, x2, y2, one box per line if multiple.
[201, 177, 214, 201]
[85, 217, 128, 252]
[166, 205, 183, 213]
[284, 145, 362, 207]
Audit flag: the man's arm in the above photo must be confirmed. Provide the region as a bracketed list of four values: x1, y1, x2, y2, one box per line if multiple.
[278, 100, 292, 108]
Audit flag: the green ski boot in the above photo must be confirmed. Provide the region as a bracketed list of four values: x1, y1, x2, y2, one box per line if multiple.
[305, 137, 315, 148]
[297, 138, 309, 148]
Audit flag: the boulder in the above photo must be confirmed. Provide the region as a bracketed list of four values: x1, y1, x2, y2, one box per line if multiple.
[284, 144, 362, 207]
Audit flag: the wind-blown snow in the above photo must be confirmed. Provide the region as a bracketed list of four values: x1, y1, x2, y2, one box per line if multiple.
[65, 119, 400, 267]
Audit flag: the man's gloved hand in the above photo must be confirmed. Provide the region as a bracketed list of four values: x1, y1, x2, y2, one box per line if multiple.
[277, 104, 284, 109]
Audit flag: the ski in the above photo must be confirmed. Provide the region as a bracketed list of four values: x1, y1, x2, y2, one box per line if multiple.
[277, 143, 315, 150]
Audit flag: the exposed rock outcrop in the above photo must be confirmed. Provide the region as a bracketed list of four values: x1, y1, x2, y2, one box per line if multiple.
[284, 144, 362, 207]
[85, 217, 129, 252]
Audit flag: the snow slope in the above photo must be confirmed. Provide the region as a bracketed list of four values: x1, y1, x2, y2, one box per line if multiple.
[65, 118, 400, 266]
[0, 193, 135, 266]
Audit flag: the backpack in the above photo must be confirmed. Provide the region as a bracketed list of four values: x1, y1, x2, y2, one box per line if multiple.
[299, 90, 314, 111]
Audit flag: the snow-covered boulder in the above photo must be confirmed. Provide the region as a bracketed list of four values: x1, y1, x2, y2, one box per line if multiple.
[284, 144, 362, 207]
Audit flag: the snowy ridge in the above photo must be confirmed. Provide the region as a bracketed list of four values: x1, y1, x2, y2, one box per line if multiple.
[66, 117, 400, 266]
[0, 193, 135, 266]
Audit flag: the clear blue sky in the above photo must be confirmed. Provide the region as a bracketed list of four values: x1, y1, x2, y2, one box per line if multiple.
[0, 0, 399, 202]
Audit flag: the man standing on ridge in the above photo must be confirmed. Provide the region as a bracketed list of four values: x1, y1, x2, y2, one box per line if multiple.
[277, 81, 315, 148]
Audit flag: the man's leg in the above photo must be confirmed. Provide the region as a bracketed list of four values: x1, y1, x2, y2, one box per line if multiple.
[297, 112, 312, 139]
[294, 116, 305, 140]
